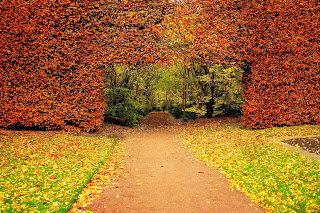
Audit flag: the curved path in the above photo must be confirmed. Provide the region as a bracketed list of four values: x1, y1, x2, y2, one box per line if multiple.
[83, 113, 265, 213]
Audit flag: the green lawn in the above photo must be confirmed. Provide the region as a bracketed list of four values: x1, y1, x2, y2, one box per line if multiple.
[183, 123, 320, 212]
[0, 133, 116, 213]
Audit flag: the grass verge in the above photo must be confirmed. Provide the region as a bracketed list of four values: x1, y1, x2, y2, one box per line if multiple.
[183, 123, 320, 212]
[69, 139, 126, 212]
[0, 133, 116, 212]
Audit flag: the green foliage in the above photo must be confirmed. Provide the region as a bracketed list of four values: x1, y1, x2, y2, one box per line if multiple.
[153, 64, 184, 107]
[168, 104, 183, 118]
[184, 105, 206, 118]
[104, 64, 164, 112]
[0, 134, 116, 212]
[104, 87, 143, 127]
[211, 65, 244, 117]
[168, 104, 197, 120]
[103, 63, 244, 122]
[179, 63, 244, 118]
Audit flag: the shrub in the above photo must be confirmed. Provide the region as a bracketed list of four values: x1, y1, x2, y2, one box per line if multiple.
[104, 87, 144, 127]
[168, 104, 197, 120]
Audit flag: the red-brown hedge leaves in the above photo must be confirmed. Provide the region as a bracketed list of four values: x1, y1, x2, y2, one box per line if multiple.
[0, 0, 106, 131]
[0, 0, 171, 131]
[168, 0, 320, 129]
[235, 0, 320, 128]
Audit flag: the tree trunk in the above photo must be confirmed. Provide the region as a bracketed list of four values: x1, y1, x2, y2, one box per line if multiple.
[184, 84, 187, 108]
[181, 83, 185, 110]
[205, 99, 215, 118]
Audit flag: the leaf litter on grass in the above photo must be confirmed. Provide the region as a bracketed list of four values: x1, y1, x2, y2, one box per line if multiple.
[182, 120, 320, 212]
[0, 133, 116, 212]
[69, 139, 126, 212]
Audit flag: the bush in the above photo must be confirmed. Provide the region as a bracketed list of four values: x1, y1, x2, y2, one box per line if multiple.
[168, 104, 197, 120]
[104, 87, 144, 127]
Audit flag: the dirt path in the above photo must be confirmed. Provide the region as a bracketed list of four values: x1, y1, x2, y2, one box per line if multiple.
[82, 113, 265, 213]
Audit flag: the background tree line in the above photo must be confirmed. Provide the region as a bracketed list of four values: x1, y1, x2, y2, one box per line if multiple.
[103, 62, 243, 126]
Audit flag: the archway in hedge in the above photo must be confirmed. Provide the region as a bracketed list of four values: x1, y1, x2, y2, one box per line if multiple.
[1, 0, 319, 131]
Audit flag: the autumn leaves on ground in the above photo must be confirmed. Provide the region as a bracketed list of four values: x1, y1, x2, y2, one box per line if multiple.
[1, 114, 319, 212]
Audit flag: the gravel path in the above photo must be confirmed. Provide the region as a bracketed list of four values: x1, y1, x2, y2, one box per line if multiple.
[82, 113, 265, 213]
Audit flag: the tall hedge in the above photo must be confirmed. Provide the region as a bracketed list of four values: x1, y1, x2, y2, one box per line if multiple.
[2, 0, 318, 130]
[188, 0, 320, 128]
[0, 0, 170, 131]
[237, 0, 320, 128]
[0, 1, 106, 131]
[0, 67, 105, 131]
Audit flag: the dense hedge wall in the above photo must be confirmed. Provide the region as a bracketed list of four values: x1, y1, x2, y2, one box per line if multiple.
[238, 0, 320, 128]
[0, 68, 105, 131]
[0, 0, 106, 131]
[242, 63, 320, 129]
[0, 0, 171, 131]
[167, 0, 320, 129]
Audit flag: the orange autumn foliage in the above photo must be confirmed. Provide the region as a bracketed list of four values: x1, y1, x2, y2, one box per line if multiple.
[0, 0, 171, 131]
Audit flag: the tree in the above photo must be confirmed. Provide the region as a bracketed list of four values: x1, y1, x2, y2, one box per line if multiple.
[104, 64, 162, 112]
[211, 65, 243, 116]
[161, 1, 243, 117]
